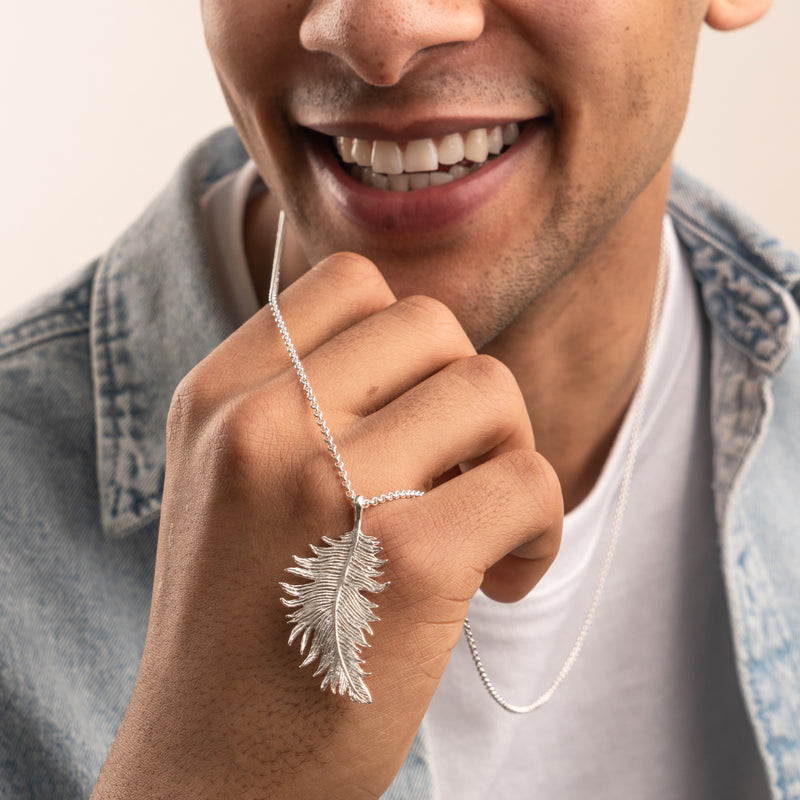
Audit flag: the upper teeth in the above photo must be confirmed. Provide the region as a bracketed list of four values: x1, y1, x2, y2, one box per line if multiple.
[335, 123, 520, 184]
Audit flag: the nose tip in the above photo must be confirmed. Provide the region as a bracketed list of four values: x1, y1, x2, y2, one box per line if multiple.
[299, 0, 485, 87]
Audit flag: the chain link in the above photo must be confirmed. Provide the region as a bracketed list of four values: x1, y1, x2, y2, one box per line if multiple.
[268, 211, 425, 509]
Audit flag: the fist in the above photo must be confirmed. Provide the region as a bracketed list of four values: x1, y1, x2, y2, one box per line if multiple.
[93, 251, 562, 800]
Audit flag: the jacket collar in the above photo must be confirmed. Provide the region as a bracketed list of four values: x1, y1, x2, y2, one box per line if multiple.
[89, 139, 800, 540]
[91, 128, 250, 538]
[669, 165, 800, 375]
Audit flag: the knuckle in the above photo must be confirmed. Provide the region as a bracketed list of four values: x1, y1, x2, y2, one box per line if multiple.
[317, 251, 393, 300]
[498, 445, 540, 482]
[205, 391, 286, 476]
[166, 371, 210, 446]
[397, 294, 465, 341]
[309, 252, 396, 323]
[465, 353, 517, 391]
[496, 449, 563, 524]
[448, 353, 521, 410]
[399, 292, 453, 320]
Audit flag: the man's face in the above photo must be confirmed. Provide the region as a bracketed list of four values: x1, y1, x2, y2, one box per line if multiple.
[203, 0, 706, 345]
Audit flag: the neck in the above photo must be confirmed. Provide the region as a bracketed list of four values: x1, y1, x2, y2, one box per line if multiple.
[481, 163, 671, 510]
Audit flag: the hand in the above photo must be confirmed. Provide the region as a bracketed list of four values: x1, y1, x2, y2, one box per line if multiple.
[91, 252, 563, 800]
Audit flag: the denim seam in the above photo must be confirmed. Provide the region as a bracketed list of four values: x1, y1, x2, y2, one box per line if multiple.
[670, 206, 798, 375]
[91, 245, 163, 533]
[93, 250, 132, 526]
[718, 370, 778, 792]
[720, 371, 800, 797]
[668, 193, 799, 289]
[0, 324, 90, 362]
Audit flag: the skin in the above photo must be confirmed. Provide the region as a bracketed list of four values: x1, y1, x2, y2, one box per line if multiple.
[91, 0, 770, 797]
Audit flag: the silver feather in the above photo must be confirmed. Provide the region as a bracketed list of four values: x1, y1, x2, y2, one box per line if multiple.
[280, 499, 388, 704]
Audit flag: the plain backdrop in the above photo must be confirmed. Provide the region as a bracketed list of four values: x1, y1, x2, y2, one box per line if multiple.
[1, 2, 798, 320]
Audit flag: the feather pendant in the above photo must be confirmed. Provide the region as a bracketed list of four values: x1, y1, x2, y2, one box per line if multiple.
[280, 498, 388, 704]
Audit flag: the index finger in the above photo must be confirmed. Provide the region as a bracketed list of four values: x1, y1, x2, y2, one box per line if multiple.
[190, 250, 397, 404]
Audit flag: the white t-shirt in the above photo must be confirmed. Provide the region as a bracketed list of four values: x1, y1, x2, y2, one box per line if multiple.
[201, 165, 768, 799]
[426, 218, 768, 799]
[200, 160, 262, 321]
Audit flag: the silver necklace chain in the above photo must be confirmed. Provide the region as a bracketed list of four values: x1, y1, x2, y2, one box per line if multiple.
[269, 210, 668, 713]
[464, 234, 669, 713]
[268, 210, 424, 509]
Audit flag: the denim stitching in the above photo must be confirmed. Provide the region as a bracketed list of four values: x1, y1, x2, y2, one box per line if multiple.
[0, 269, 93, 360]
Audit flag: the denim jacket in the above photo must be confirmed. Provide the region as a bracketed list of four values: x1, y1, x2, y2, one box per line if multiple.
[0, 128, 798, 799]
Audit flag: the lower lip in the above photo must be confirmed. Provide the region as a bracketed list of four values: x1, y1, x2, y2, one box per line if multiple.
[307, 121, 546, 237]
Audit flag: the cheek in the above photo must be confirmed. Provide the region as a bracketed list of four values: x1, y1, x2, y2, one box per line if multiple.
[202, 0, 312, 190]
[202, 0, 303, 103]
[549, 5, 701, 177]
[500, 0, 701, 118]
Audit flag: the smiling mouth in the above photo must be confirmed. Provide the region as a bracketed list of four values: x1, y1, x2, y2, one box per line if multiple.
[331, 122, 524, 192]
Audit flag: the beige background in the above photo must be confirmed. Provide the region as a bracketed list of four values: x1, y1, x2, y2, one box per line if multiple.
[1, 2, 798, 319]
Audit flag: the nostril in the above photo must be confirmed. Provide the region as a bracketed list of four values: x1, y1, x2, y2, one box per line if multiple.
[299, 0, 485, 87]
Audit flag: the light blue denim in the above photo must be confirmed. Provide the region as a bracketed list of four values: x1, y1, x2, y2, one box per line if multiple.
[0, 128, 798, 799]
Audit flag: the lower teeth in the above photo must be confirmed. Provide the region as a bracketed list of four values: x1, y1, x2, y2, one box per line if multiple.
[349, 154, 498, 192]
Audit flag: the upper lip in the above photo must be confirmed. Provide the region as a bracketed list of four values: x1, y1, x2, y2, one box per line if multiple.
[300, 114, 546, 143]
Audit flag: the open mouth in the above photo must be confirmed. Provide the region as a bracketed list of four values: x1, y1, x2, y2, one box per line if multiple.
[332, 122, 524, 192]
